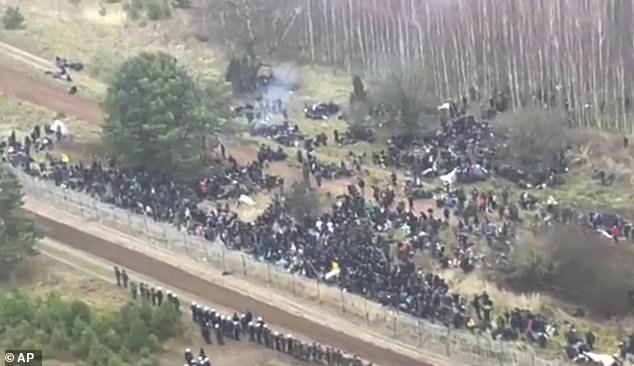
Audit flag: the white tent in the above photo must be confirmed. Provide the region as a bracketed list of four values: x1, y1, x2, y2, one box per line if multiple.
[238, 194, 255, 206]
[440, 168, 458, 185]
[50, 119, 70, 136]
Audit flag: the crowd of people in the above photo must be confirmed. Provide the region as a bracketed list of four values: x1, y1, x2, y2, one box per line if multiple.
[113, 267, 370, 366]
[2, 107, 633, 363]
[372, 109, 569, 189]
[2, 118, 628, 354]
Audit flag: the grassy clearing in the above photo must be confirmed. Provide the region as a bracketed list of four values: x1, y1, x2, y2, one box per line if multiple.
[0, 93, 101, 142]
[5, 255, 128, 311]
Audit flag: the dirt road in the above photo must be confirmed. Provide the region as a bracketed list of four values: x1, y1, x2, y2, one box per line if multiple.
[25, 209, 430, 366]
[0, 63, 104, 123]
[0, 57, 452, 366]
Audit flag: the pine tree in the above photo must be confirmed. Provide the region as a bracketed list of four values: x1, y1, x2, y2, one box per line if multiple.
[103, 52, 220, 180]
[350, 75, 367, 104]
[0, 167, 41, 274]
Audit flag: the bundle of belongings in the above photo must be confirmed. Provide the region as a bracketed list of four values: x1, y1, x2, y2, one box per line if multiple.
[250, 120, 305, 147]
[44, 56, 84, 94]
[257, 144, 287, 163]
[564, 327, 622, 366]
[404, 179, 434, 199]
[334, 127, 375, 146]
[304, 102, 341, 120]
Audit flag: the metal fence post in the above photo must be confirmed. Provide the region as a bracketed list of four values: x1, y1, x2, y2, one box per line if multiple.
[143, 214, 149, 238]
[364, 297, 368, 323]
[221, 246, 226, 272]
[418, 320, 423, 346]
[291, 275, 296, 294]
[393, 310, 397, 336]
[266, 263, 271, 285]
[498, 339, 504, 366]
[93, 201, 99, 221]
[340, 288, 345, 313]
[241, 254, 247, 276]
[445, 326, 451, 356]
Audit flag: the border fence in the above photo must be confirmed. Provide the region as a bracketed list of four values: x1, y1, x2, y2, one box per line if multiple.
[15, 170, 575, 366]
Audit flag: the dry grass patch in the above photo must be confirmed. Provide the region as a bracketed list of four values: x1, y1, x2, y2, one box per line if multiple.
[0, 93, 101, 142]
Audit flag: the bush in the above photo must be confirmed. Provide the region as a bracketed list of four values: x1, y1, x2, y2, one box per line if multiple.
[149, 302, 182, 339]
[76, 327, 99, 358]
[2, 7, 25, 30]
[146, 334, 160, 352]
[70, 300, 92, 324]
[0, 291, 35, 328]
[107, 354, 125, 366]
[371, 66, 440, 135]
[88, 342, 110, 366]
[71, 316, 88, 341]
[0, 290, 183, 362]
[138, 357, 158, 366]
[50, 324, 71, 348]
[145, 0, 163, 20]
[349, 75, 367, 105]
[497, 233, 553, 289]
[494, 108, 577, 173]
[101, 328, 122, 352]
[125, 0, 169, 21]
[125, 316, 150, 353]
[499, 225, 634, 317]
[284, 182, 321, 220]
[106, 353, 124, 366]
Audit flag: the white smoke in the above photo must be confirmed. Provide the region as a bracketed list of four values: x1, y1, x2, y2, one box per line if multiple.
[263, 62, 301, 105]
[272, 63, 300, 90]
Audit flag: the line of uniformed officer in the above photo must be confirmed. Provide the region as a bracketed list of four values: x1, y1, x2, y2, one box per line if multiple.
[114, 267, 180, 311]
[113, 268, 372, 366]
[189, 301, 371, 366]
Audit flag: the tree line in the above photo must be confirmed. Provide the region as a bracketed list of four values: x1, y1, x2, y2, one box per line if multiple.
[196, 0, 633, 132]
[0, 290, 183, 366]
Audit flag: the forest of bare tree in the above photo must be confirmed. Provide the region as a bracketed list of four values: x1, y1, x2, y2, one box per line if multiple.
[195, 0, 633, 132]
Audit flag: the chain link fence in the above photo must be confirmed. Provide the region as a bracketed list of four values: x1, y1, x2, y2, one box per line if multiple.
[15, 170, 575, 366]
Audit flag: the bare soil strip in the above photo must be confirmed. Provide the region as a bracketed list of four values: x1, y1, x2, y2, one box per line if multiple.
[0, 64, 104, 123]
[25, 209, 431, 366]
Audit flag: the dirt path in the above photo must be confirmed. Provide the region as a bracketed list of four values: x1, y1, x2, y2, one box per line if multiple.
[24, 209, 433, 366]
[0, 57, 463, 366]
[0, 63, 104, 123]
